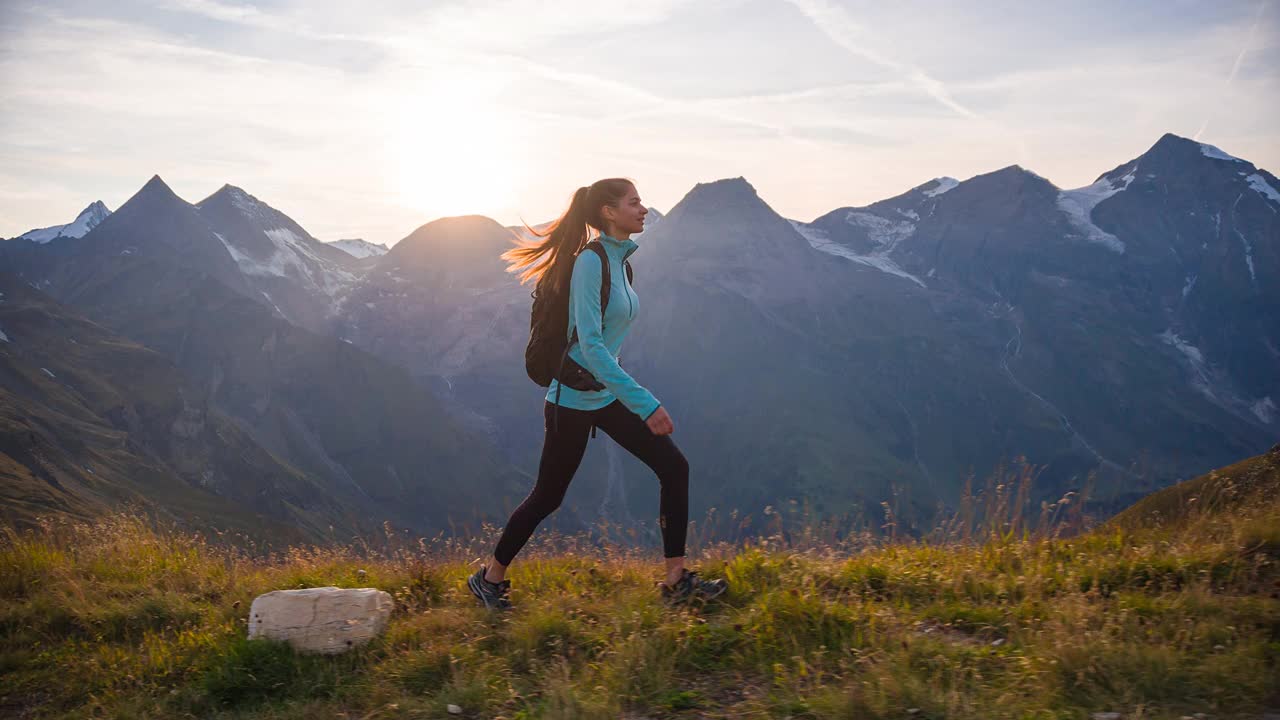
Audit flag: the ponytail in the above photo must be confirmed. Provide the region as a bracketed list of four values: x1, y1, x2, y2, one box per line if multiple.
[502, 178, 634, 290]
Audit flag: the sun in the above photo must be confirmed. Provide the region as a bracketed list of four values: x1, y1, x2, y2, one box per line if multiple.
[385, 73, 524, 221]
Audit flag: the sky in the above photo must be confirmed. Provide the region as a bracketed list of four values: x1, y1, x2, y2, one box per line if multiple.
[1, 0, 1278, 247]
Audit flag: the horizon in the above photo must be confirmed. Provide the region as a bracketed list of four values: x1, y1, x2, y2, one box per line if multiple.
[2, 1, 1278, 245]
[8, 130, 1266, 249]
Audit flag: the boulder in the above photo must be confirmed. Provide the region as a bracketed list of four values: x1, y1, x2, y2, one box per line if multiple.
[247, 586, 393, 654]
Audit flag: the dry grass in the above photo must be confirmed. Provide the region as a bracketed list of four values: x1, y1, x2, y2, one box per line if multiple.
[0, 458, 1277, 719]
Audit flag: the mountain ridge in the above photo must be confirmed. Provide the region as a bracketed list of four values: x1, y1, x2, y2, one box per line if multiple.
[17, 200, 111, 243]
[1, 132, 1274, 535]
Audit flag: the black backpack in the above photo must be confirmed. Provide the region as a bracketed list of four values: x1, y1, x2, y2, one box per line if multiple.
[525, 240, 633, 391]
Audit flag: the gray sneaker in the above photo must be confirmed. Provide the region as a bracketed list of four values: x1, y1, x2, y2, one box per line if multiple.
[467, 566, 512, 610]
[661, 569, 727, 605]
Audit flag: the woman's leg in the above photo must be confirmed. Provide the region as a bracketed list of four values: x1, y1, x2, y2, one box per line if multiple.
[592, 401, 690, 584]
[490, 402, 594, 578]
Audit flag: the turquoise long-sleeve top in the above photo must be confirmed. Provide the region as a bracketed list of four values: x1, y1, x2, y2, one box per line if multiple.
[546, 232, 662, 420]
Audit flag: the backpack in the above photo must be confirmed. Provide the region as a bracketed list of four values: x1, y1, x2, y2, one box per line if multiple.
[525, 240, 634, 389]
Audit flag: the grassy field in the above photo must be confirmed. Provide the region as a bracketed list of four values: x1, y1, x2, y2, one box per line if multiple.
[1, 451, 1277, 719]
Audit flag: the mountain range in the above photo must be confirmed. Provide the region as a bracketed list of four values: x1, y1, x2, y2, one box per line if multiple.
[1, 133, 1275, 539]
[17, 201, 111, 243]
[327, 238, 389, 259]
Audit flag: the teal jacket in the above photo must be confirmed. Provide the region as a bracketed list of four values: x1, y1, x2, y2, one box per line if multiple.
[546, 232, 661, 420]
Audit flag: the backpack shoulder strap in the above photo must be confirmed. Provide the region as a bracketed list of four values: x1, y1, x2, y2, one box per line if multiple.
[584, 241, 611, 317]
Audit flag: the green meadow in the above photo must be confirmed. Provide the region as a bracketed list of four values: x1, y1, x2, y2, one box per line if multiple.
[2, 450, 1277, 719]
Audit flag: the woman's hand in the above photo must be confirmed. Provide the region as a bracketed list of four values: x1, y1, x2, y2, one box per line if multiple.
[646, 406, 674, 436]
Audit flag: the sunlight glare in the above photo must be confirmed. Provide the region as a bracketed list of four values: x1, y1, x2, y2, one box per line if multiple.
[385, 70, 524, 222]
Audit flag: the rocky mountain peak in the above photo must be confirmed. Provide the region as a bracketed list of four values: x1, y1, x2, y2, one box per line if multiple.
[113, 175, 191, 221]
[659, 176, 792, 234]
[918, 177, 960, 197]
[384, 215, 515, 271]
[953, 165, 1060, 199]
[1131, 133, 1255, 175]
[675, 177, 761, 210]
[83, 200, 110, 218]
[135, 174, 181, 202]
[18, 200, 113, 243]
[197, 183, 278, 222]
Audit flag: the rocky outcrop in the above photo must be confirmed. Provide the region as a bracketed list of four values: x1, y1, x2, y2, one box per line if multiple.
[247, 586, 393, 654]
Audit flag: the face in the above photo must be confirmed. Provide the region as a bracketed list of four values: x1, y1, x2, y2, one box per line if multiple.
[602, 184, 647, 236]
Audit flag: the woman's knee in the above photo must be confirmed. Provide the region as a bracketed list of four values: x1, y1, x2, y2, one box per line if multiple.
[515, 487, 566, 522]
[660, 446, 689, 487]
[533, 487, 568, 515]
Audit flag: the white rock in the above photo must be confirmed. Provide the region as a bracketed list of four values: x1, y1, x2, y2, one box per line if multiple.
[247, 586, 393, 654]
[447, 704, 463, 715]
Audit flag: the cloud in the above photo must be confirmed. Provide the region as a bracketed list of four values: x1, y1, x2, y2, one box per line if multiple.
[780, 0, 981, 120]
[1, 1, 1278, 241]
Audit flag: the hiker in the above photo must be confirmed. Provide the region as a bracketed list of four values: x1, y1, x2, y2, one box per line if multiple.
[468, 178, 727, 609]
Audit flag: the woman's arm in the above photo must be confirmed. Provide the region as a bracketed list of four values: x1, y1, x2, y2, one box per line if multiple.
[570, 250, 661, 420]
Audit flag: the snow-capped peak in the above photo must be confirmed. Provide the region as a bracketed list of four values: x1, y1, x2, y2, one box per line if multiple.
[19, 200, 112, 243]
[1198, 142, 1245, 163]
[327, 238, 389, 259]
[199, 184, 271, 218]
[921, 177, 959, 197]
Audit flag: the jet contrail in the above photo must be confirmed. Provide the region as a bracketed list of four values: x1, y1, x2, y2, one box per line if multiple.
[1196, 1, 1268, 141]
[782, 0, 980, 120]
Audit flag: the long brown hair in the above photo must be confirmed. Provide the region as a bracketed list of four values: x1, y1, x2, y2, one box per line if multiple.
[502, 178, 634, 291]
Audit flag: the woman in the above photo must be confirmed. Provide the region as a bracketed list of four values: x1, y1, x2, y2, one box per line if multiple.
[468, 178, 727, 609]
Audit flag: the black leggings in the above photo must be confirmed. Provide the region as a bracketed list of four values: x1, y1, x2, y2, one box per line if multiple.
[493, 400, 689, 565]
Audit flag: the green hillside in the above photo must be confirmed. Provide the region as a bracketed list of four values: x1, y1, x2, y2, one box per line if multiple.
[1, 449, 1277, 718]
[1110, 444, 1279, 532]
[0, 274, 323, 541]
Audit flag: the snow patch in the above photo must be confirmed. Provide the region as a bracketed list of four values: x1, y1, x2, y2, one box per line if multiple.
[327, 238, 388, 259]
[1234, 230, 1257, 286]
[224, 186, 262, 217]
[1253, 397, 1276, 424]
[1245, 173, 1280, 205]
[1182, 274, 1197, 298]
[896, 208, 920, 221]
[1160, 330, 1204, 364]
[844, 211, 915, 250]
[1159, 330, 1214, 400]
[215, 232, 278, 276]
[20, 201, 110, 243]
[790, 219, 926, 288]
[1198, 142, 1244, 163]
[41, 367, 55, 378]
[1056, 170, 1134, 253]
[260, 291, 286, 318]
[207, 187, 358, 300]
[0, 328, 9, 343]
[218, 226, 356, 297]
[922, 177, 959, 197]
